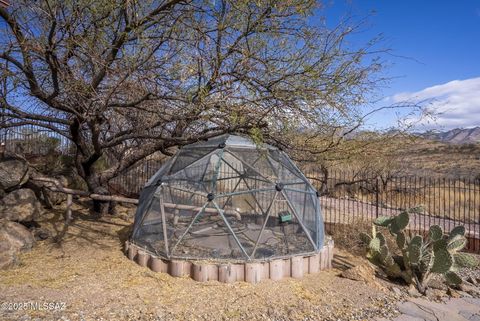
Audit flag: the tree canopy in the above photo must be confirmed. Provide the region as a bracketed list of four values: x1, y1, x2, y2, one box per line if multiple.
[0, 0, 390, 211]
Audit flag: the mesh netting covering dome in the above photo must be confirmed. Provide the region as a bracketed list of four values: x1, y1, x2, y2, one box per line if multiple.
[131, 134, 325, 262]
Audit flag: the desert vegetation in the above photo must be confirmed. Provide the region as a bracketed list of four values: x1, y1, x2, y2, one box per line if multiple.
[361, 211, 479, 294]
[0, 1, 479, 320]
[0, 0, 414, 215]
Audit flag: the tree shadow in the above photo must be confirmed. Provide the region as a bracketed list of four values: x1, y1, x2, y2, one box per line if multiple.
[38, 198, 133, 252]
[332, 253, 356, 271]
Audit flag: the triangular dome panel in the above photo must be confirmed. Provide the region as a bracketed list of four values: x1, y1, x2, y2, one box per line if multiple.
[131, 134, 324, 261]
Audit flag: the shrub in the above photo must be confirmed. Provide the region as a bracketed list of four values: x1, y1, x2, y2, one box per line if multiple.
[360, 210, 479, 294]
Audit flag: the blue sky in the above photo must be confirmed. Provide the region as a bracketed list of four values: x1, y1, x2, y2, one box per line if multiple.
[322, 0, 480, 131]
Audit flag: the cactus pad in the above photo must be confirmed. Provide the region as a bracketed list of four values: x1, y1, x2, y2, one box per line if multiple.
[359, 233, 371, 245]
[361, 211, 471, 292]
[376, 233, 386, 246]
[431, 249, 453, 274]
[369, 237, 381, 252]
[408, 244, 421, 265]
[454, 253, 480, 268]
[396, 231, 406, 249]
[410, 235, 423, 248]
[447, 235, 467, 252]
[379, 245, 389, 262]
[394, 211, 409, 230]
[374, 216, 394, 227]
[445, 271, 462, 285]
[449, 226, 465, 239]
[429, 225, 443, 241]
[433, 239, 447, 252]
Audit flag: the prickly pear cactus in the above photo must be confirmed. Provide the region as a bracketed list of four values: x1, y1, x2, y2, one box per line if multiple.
[360, 210, 479, 294]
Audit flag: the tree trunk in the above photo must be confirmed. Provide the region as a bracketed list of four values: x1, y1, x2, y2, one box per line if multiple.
[80, 161, 113, 217]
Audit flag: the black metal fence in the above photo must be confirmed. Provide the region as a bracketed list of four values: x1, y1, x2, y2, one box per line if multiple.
[303, 169, 480, 253]
[0, 123, 72, 156]
[1, 125, 479, 252]
[110, 161, 480, 253]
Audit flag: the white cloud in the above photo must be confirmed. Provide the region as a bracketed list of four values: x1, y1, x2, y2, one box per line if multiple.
[391, 77, 480, 130]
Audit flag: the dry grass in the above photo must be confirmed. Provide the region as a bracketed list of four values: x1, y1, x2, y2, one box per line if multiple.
[398, 140, 480, 179]
[0, 200, 403, 321]
[329, 218, 372, 256]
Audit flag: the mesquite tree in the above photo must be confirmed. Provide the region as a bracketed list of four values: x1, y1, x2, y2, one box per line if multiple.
[1, 0, 387, 214]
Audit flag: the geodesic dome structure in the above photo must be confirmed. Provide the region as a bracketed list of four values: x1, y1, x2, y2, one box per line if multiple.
[131, 134, 324, 262]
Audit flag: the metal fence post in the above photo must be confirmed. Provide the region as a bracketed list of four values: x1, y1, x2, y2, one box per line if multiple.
[375, 177, 379, 218]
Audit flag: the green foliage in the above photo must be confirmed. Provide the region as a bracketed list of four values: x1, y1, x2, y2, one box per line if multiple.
[373, 216, 393, 227]
[445, 271, 462, 286]
[453, 253, 480, 268]
[396, 231, 406, 248]
[429, 225, 443, 241]
[248, 127, 264, 147]
[449, 226, 466, 239]
[359, 232, 372, 245]
[361, 210, 479, 294]
[447, 235, 467, 252]
[431, 249, 453, 274]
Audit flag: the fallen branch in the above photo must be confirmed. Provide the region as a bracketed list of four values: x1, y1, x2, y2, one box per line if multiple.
[30, 176, 139, 204]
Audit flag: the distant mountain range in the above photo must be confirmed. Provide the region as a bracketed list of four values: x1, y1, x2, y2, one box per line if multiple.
[419, 127, 480, 144]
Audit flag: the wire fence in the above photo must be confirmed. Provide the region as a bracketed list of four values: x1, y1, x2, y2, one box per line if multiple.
[0, 123, 72, 156]
[106, 159, 480, 252]
[1, 125, 479, 252]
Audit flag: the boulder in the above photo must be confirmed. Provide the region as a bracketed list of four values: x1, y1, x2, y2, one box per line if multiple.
[340, 263, 376, 283]
[0, 156, 29, 191]
[0, 220, 35, 269]
[26, 176, 68, 208]
[41, 176, 68, 207]
[0, 219, 35, 251]
[0, 188, 43, 222]
[31, 227, 51, 241]
[0, 240, 16, 269]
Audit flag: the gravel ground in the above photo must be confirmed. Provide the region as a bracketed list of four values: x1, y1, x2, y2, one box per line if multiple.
[0, 201, 406, 321]
[2, 201, 479, 321]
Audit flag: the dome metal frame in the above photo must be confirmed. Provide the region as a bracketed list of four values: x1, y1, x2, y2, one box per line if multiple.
[131, 134, 325, 263]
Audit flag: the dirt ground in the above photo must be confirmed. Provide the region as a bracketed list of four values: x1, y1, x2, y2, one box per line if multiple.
[0, 200, 405, 321]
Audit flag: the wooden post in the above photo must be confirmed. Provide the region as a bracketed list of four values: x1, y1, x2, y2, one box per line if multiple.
[283, 259, 291, 277]
[218, 264, 237, 283]
[190, 264, 216, 281]
[128, 246, 138, 261]
[245, 263, 263, 284]
[137, 251, 149, 267]
[235, 264, 245, 282]
[308, 254, 320, 274]
[269, 259, 284, 281]
[65, 194, 72, 223]
[208, 264, 219, 281]
[319, 247, 327, 270]
[261, 262, 269, 280]
[303, 257, 309, 274]
[291, 256, 304, 279]
[169, 260, 191, 277]
[328, 240, 334, 269]
[150, 257, 168, 273]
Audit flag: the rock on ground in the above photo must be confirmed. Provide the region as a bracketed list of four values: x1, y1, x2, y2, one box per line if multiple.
[0, 188, 43, 222]
[26, 174, 68, 208]
[380, 297, 480, 321]
[340, 263, 376, 283]
[0, 220, 35, 269]
[0, 156, 29, 191]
